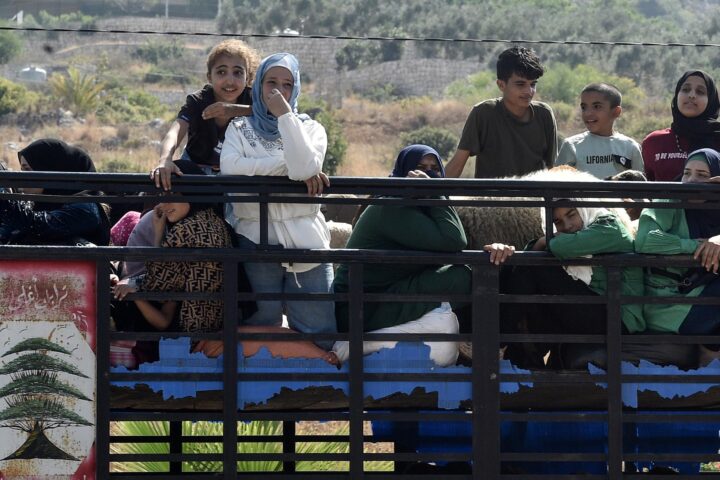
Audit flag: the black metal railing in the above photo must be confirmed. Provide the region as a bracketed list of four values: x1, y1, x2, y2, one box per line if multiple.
[1, 172, 720, 479]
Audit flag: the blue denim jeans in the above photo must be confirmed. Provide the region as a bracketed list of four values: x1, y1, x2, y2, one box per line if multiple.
[236, 234, 336, 349]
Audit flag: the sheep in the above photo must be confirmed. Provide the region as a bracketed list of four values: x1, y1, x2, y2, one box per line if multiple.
[455, 167, 625, 250]
[324, 168, 623, 251]
[321, 194, 362, 225]
[327, 220, 353, 249]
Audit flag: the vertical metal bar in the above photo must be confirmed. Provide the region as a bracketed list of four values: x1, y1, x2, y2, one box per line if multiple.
[544, 197, 554, 247]
[259, 193, 269, 247]
[169, 421, 182, 474]
[282, 420, 296, 473]
[348, 264, 365, 479]
[95, 259, 111, 478]
[222, 260, 239, 479]
[472, 264, 500, 480]
[606, 267, 623, 477]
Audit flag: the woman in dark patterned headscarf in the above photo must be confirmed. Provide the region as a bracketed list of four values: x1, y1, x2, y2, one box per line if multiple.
[0, 138, 110, 245]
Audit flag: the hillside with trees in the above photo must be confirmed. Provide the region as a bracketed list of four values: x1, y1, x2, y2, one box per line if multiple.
[0, 0, 719, 176]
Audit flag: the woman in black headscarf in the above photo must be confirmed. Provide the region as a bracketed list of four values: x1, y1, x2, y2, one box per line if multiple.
[332, 145, 514, 366]
[0, 138, 110, 245]
[641, 70, 720, 181]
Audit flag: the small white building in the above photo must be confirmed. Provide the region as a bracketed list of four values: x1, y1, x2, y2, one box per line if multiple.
[18, 66, 47, 83]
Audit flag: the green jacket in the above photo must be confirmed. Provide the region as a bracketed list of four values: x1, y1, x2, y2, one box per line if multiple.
[634, 205, 703, 333]
[333, 203, 470, 332]
[549, 213, 645, 333]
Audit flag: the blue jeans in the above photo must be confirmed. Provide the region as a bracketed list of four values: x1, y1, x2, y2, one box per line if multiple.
[237, 234, 336, 349]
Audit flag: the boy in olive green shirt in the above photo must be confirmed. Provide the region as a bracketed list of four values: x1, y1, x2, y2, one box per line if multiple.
[446, 46, 557, 179]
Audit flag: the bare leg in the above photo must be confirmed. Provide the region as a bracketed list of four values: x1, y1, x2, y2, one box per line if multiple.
[193, 326, 339, 365]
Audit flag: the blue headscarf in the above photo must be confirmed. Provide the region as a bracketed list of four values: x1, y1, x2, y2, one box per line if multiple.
[390, 144, 445, 178]
[248, 52, 306, 141]
[684, 148, 720, 239]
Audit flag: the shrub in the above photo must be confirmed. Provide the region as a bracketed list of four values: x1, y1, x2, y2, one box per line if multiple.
[334, 33, 404, 72]
[97, 87, 169, 124]
[0, 78, 39, 115]
[539, 63, 646, 110]
[298, 97, 347, 176]
[335, 41, 372, 71]
[37, 10, 96, 27]
[0, 25, 21, 64]
[399, 126, 458, 161]
[133, 39, 185, 65]
[361, 84, 403, 103]
[100, 157, 137, 173]
[445, 71, 498, 105]
[49, 67, 105, 116]
[144, 69, 191, 86]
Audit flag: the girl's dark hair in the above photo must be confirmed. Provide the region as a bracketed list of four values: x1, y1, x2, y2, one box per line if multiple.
[496, 46, 544, 82]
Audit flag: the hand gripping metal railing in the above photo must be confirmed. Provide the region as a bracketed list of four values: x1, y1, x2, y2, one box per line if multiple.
[1, 171, 720, 479]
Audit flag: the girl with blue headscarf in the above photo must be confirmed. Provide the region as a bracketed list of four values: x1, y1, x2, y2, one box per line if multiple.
[220, 53, 336, 349]
[636, 148, 720, 364]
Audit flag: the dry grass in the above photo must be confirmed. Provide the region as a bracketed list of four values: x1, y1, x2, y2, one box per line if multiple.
[1, 121, 163, 173]
[338, 96, 467, 136]
[335, 96, 468, 176]
[1, 95, 470, 177]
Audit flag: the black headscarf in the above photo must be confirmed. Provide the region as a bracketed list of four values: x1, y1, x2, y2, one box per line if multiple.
[671, 70, 720, 151]
[684, 148, 720, 239]
[18, 138, 98, 211]
[390, 144, 445, 178]
[13, 139, 110, 245]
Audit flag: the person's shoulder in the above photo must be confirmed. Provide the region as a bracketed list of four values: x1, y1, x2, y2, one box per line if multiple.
[294, 115, 325, 134]
[472, 98, 502, 112]
[531, 101, 554, 118]
[531, 100, 553, 111]
[186, 84, 214, 102]
[610, 131, 641, 146]
[563, 131, 592, 145]
[229, 114, 250, 129]
[180, 85, 214, 120]
[591, 211, 628, 232]
[641, 127, 672, 144]
[303, 117, 323, 129]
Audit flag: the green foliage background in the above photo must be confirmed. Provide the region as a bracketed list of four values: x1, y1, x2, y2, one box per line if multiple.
[0, 78, 39, 116]
[219, 0, 720, 94]
[299, 97, 347, 176]
[0, 23, 21, 65]
[5, 1, 720, 171]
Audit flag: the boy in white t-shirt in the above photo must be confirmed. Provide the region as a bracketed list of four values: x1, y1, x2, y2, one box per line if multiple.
[556, 83, 643, 178]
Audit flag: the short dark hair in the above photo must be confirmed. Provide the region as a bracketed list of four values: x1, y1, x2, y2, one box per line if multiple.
[496, 46, 544, 82]
[582, 83, 622, 108]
